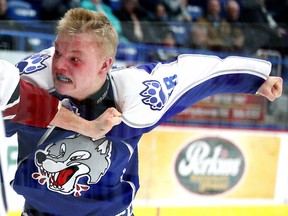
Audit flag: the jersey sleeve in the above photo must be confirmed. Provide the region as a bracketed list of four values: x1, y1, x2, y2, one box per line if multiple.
[111, 54, 271, 130]
[2, 75, 60, 128]
[0, 60, 20, 110]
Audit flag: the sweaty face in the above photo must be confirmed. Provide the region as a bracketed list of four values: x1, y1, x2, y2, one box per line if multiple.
[52, 33, 108, 101]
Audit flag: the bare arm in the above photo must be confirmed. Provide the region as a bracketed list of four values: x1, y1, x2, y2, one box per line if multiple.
[50, 107, 122, 138]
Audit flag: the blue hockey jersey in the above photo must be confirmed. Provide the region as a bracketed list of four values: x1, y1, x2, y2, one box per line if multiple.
[4, 47, 271, 216]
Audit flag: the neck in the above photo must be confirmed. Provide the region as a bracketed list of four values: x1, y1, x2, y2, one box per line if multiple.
[71, 76, 110, 104]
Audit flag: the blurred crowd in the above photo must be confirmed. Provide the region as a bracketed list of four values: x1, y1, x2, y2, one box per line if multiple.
[1, 0, 288, 60]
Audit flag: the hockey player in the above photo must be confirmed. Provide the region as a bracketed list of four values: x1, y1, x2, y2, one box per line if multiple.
[3, 8, 282, 216]
[1, 58, 121, 214]
[0, 59, 122, 138]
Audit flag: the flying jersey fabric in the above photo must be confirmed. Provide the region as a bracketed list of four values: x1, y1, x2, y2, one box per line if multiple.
[1, 59, 60, 128]
[0, 60, 19, 110]
[3, 79, 60, 128]
[4, 47, 271, 216]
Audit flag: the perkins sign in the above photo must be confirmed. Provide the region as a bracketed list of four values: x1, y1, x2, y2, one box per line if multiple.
[175, 136, 245, 195]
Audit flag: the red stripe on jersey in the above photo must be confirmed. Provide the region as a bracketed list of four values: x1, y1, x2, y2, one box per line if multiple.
[6, 79, 59, 128]
[2, 102, 20, 118]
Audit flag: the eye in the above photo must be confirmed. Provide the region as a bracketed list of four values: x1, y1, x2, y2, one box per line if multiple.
[54, 50, 61, 58]
[70, 155, 82, 161]
[59, 143, 66, 157]
[69, 152, 90, 162]
[70, 57, 80, 62]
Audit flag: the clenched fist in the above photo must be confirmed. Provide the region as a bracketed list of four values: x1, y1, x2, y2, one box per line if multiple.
[257, 76, 283, 101]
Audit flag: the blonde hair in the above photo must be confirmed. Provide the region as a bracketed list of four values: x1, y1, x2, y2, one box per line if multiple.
[57, 8, 118, 61]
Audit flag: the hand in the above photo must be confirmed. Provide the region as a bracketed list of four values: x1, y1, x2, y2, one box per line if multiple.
[88, 107, 122, 138]
[256, 76, 283, 101]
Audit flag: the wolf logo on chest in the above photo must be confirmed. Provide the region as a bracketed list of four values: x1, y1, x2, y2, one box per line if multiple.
[32, 135, 112, 197]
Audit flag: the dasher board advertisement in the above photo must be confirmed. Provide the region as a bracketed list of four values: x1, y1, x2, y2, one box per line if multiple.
[136, 126, 288, 206]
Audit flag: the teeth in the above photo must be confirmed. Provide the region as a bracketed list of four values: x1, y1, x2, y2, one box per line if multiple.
[50, 185, 60, 190]
[54, 172, 59, 181]
[57, 74, 72, 83]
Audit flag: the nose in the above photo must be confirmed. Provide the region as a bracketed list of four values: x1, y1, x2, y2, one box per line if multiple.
[55, 68, 67, 75]
[53, 58, 67, 73]
[36, 152, 46, 164]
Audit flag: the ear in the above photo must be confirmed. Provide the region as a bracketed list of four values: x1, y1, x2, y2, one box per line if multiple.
[99, 57, 113, 76]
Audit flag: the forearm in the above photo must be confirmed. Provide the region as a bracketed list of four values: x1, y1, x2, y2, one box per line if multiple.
[176, 54, 271, 89]
[175, 55, 272, 98]
[50, 106, 122, 139]
[49, 106, 92, 134]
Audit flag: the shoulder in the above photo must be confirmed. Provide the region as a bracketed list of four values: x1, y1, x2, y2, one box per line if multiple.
[16, 47, 55, 91]
[109, 64, 177, 128]
[16, 47, 54, 73]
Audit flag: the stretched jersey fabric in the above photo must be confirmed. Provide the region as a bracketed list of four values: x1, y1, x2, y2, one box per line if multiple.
[4, 47, 271, 216]
[1, 60, 60, 128]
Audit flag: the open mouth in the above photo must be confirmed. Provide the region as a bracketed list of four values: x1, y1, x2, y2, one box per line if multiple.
[49, 166, 79, 188]
[56, 74, 72, 83]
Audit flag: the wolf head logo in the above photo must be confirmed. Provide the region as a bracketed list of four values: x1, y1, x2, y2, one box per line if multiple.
[32, 135, 112, 197]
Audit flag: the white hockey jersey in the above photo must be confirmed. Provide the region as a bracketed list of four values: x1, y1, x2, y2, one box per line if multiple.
[4, 47, 271, 216]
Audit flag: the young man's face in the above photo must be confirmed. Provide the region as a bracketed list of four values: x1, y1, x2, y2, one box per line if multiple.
[52, 32, 109, 100]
